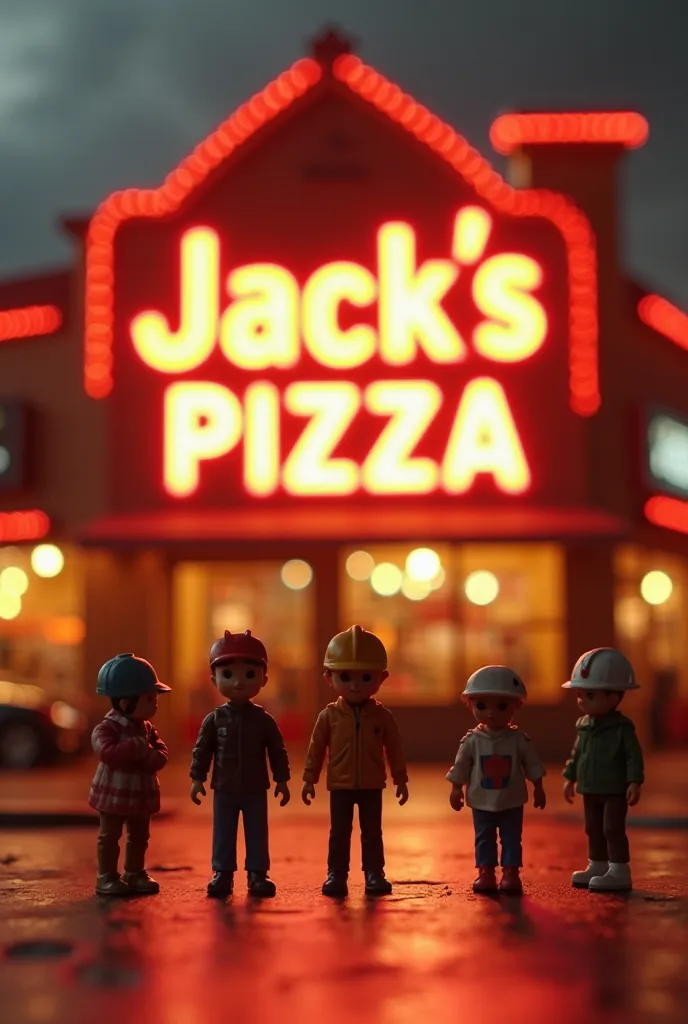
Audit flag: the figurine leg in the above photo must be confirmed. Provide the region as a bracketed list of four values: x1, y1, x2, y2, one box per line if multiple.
[96, 813, 132, 896]
[588, 795, 632, 891]
[122, 816, 158, 894]
[208, 792, 240, 897]
[359, 790, 391, 896]
[243, 792, 275, 898]
[497, 806, 524, 892]
[471, 810, 499, 892]
[323, 791, 354, 896]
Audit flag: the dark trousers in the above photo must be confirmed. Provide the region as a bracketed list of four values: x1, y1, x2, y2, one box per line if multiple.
[583, 794, 630, 863]
[328, 789, 384, 874]
[97, 813, 151, 876]
[472, 806, 524, 867]
[212, 790, 269, 873]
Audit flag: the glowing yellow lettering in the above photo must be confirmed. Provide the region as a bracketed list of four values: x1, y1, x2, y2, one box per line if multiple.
[361, 381, 442, 494]
[243, 382, 280, 497]
[472, 254, 547, 362]
[164, 382, 243, 497]
[441, 377, 530, 494]
[378, 223, 465, 365]
[282, 382, 361, 495]
[220, 265, 299, 370]
[452, 207, 492, 265]
[302, 262, 377, 369]
[132, 228, 219, 373]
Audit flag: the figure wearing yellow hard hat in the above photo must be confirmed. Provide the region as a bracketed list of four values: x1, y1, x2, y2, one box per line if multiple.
[302, 625, 408, 898]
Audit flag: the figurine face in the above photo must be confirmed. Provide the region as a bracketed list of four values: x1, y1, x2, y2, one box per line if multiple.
[326, 668, 389, 704]
[468, 694, 521, 730]
[575, 689, 622, 717]
[129, 690, 158, 721]
[212, 659, 266, 703]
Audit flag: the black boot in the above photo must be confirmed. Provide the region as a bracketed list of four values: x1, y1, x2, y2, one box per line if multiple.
[207, 871, 234, 897]
[322, 872, 348, 897]
[364, 871, 392, 896]
[247, 871, 276, 898]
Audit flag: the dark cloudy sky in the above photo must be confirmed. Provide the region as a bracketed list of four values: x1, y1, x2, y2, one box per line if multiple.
[1, 0, 687, 303]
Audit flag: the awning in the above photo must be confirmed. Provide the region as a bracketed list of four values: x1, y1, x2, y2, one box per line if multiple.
[77, 505, 629, 545]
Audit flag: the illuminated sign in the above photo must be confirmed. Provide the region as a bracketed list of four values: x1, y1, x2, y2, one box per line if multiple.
[646, 410, 688, 499]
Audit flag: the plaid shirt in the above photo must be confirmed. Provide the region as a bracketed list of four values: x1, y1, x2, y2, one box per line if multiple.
[89, 710, 168, 816]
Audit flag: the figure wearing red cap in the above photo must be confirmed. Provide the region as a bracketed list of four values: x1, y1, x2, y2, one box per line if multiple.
[189, 630, 291, 898]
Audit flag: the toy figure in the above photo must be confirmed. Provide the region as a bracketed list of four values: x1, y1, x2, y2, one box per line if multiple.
[301, 625, 408, 898]
[89, 654, 170, 897]
[189, 630, 290, 898]
[446, 666, 546, 894]
[562, 647, 644, 891]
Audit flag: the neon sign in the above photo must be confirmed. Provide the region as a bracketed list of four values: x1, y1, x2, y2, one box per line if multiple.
[130, 209, 544, 500]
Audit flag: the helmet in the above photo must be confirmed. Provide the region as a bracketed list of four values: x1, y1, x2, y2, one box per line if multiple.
[462, 665, 528, 699]
[324, 625, 387, 671]
[563, 648, 639, 691]
[210, 630, 268, 669]
[96, 654, 170, 697]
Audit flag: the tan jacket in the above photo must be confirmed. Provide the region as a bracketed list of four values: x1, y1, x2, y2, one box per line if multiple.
[446, 725, 545, 812]
[303, 698, 408, 791]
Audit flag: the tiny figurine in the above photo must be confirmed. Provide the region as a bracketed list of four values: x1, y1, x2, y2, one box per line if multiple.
[446, 666, 546, 894]
[189, 629, 290, 898]
[562, 647, 644, 891]
[89, 653, 171, 897]
[301, 624, 409, 898]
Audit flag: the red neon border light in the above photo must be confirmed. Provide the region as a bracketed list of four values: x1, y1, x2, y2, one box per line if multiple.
[644, 496, 688, 537]
[84, 54, 600, 416]
[0, 510, 50, 543]
[638, 295, 688, 353]
[490, 112, 649, 155]
[0, 305, 62, 343]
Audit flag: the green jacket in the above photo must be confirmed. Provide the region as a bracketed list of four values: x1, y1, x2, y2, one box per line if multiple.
[562, 711, 644, 794]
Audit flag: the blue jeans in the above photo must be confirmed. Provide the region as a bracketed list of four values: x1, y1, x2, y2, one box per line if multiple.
[212, 790, 269, 873]
[472, 806, 524, 867]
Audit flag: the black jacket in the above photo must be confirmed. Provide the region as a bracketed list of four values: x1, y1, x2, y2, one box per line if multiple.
[190, 701, 290, 793]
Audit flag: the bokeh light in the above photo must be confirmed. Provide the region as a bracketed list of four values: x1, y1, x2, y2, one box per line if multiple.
[401, 576, 432, 601]
[429, 566, 446, 591]
[0, 591, 21, 620]
[464, 570, 500, 606]
[0, 566, 29, 596]
[370, 563, 403, 596]
[405, 548, 441, 582]
[280, 559, 313, 590]
[640, 570, 673, 606]
[31, 544, 64, 578]
[346, 550, 375, 581]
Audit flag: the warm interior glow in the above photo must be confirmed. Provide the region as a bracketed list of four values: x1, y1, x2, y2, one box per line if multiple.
[0, 305, 62, 343]
[361, 381, 441, 494]
[452, 207, 492, 265]
[644, 495, 688, 537]
[280, 559, 313, 590]
[282, 382, 361, 495]
[132, 228, 219, 372]
[401, 575, 432, 601]
[302, 262, 377, 368]
[164, 382, 243, 497]
[472, 254, 547, 362]
[0, 566, 29, 595]
[464, 569, 500, 606]
[346, 550, 375, 581]
[30, 543, 64, 578]
[43, 616, 86, 646]
[429, 566, 446, 591]
[405, 548, 441, 582]
[221, 264, 300, 369]
[0, 511, 50, 544]
[640, 570, 673, 606]
[243, 382, 280, 497]
[638, 295, 688, 353]
[441, 377, 531, 494]
[0, 591, 21, 619]
[370, 562, 403, 596]
[490, 111, 649, 154]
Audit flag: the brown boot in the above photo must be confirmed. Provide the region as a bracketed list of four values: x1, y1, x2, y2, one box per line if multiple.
[95, 873, 133, 897]
[122, 870, 160, 894]
[472, 867, 498, 892]
[499, 867, 523, 893]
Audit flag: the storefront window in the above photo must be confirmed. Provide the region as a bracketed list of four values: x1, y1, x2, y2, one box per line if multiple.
[340, 543, 565, 705]
[172, 559, 316, 743]
[0, 543, 85, 699]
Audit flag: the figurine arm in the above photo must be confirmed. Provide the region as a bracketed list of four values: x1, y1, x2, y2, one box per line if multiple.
[189, 713, 216, 782]
[562, 734, 581, 782]
[302, 711, 329, 784]
[382, 712, 408, 786]
[520, 733, 546, 782]
[264, 714, 291, 784]
[92, 721, 148, 769]
[623, 724, 645, 785]
[445, 734, 473, 786]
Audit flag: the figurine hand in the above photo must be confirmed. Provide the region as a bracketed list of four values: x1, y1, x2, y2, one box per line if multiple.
[533, 784, 547, 810]
[396, 783, 409, 806]
[274, 781, 290, 807]
[190, 780, 206, 805]
[301, 782, 316, 806]
[563, 780, 576, 804]
[449, 786, 464, 811]
[626, 782, 642, 806]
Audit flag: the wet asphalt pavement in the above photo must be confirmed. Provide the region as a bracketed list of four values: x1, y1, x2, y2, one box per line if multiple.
[1, 779, 687, 1024]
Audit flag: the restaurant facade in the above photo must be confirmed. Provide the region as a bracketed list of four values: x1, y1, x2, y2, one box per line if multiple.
[2, 30, 688, 760]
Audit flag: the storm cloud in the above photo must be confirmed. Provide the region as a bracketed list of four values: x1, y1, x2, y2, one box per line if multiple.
[0, 0, 686, 302]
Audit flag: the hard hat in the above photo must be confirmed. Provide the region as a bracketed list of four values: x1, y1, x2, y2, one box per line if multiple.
[562, 648, 639, 690]
[96, 654, 170, 697]
[210, 630, 268, 669]
[462, 665, 528, 699]
[324, 625, 387, 671]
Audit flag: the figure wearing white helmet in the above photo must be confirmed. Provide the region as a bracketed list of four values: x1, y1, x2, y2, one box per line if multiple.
[561, 647, 644, 893]
[447, 665, 546, 895]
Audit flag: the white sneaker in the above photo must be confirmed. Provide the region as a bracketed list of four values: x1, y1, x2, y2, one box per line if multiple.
[588, 862, 632, 891]
[571, 860, 608, 887]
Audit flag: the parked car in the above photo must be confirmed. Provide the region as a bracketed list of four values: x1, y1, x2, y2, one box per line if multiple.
[0, 678, 89, 769]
